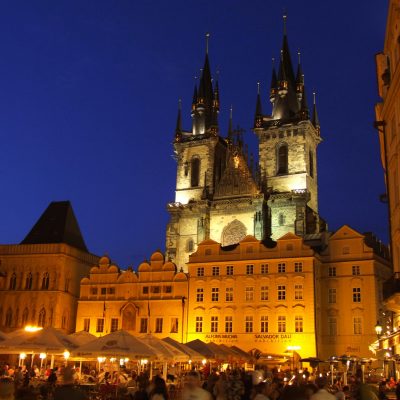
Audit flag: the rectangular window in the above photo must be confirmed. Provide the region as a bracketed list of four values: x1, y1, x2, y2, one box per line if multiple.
[278, 316, 286, 333]
[225, 316, 233, 333]
[278, 263, 286, 273]
[211, 316, 218, 333]
[295, 316, 303, 333]
[353, 317, 362, 335]
[245, 316, 253, 333]
[226, 287, 233, 302]
[261, 286, 269, 301]
[328, 318, 337, 336]
[352, 265, 360, 275]
[110, 318, 119, 332]
[352, 288, 361, 303]
[211, 288, 219, 302]
[294, 262, 303, 273]
[226, 265, 234, 276]
[196, 288, 204, 302]
[328, 267, 336, 277]
[197, 267, 204, 277]
[83, 318, 90, 332]
[212, 266, 220, 276]
[261, 264, 268, 274]
[142, 286, 149, 294]
[246, 264, 254, 275]
[155, 318, 163, 333]
[164, 286, 172, 293]
[140, 318, 148, 333]
[170, 318, 178, 333]
[101, 287, 107, 295]
[261, 316, 268, 333]
[96, 318, 104, 333]
[245, 287, 254, 301]
[277, 285, 286, 300]
[294, 284, 303, 300]
[196, 316, 203, 333]
[108, 287, 115, 295]
[328, 288, 336, 304]
[90, 287, 98, 295]
[151, 286, 161, 294]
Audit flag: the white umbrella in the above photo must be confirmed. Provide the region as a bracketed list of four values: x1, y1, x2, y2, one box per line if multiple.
[68, 331, 96, 347]
[71, 330, 157, 359]
[139, 334, 188, 362]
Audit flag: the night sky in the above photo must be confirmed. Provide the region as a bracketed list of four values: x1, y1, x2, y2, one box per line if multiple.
[0, 1, 389, 268]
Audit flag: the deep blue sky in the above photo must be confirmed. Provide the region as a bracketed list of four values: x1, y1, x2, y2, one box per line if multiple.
[0, 1, 389, 268]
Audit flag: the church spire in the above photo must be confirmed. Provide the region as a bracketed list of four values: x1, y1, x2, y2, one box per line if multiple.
[254, 82, 263, 128]
[312, 92, 320, 133]
[228, 105, 233, 143]
[270, 58, 278, 103]
[296, 50, 304, 101]
[192, 79, 198, 111]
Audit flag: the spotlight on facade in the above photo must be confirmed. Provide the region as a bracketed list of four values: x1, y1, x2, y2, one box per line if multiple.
[24, 325, 43, 332]
[375, 321, 383, 337]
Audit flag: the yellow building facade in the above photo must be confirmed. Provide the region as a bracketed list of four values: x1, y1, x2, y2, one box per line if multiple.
[76, 252, 188, 341]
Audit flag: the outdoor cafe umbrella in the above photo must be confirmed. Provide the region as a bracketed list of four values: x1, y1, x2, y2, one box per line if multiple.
[162, 337, 204, 362]
[68, 331, 97, 347]
[71, 330, 157, 360]
[139, 334, 189, 362]
[185, 339, 215, 360]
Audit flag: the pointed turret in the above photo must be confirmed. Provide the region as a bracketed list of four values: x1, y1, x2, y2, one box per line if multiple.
[175, 99, 182, 142]
[254, 82, 263, 128]
[227, 105, 233, 143]
[312, 92, 320, 134]
[296, 51, 304, 101]
[191, 81, 198, 111]
[299, 78, 309, 120]
[270, 58, 278, 103]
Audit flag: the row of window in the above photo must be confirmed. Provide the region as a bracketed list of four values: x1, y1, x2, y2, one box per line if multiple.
[8, 272, 70, 292]
[328, 265, 361, 277]
[86, 317, 179, 334]
[89, 285, 174, 296]
[194, 315, 304, 333]
[197, 284, 304, 302]
[327, 288, 362, 303]
[196, 262, 304, 277]
[328, 317, 363, 335]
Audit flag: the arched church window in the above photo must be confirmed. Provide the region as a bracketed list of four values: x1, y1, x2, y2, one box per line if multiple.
[61, 311, 68, 330]
[9, 273, 16, 290]
[5, 308, 12, 328]
[22, 308, 28, 326]
[277, 144, 288, 175]
[41, 272, 49, 290]
[38, 308, 46, 327]
[279, 213, 286, 226]
[14, 308, 19, 328]
[187, 239, 194, 253]
[25, 273, 32, 290]
[191, 158, 200, 187]
[309, 150, 314, 178]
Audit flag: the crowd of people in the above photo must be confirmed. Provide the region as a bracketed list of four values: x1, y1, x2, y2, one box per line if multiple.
[0, 362, 399, 400]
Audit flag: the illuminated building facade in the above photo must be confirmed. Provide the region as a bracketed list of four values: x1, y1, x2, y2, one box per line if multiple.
[166, 23, 324, 271]
[0, 201, 98, 333]
[76, 252, 188, 341]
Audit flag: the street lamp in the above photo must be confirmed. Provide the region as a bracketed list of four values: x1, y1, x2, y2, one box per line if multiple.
[375, 321, 383, 337]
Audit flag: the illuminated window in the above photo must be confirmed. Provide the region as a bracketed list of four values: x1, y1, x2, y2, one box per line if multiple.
[260, 286, 269, 301]
[197, 267, 204, 277]
[211, 316, 218, 333]
[83, 318, 90, 332]
[352, 265, 360, 275]
[279, 213, 285, 226]
[142, 287, 149, 294]
[196, 316, 203, 333]
[111, 318, 119, 332]
[41, 273, 49, 290]
[294, 284, 303, 300]
[191, 157, 200, 187]
[278, 316, 286, 332]
[25, 273, 32, 290]
[212, 266, 220, 276]
[245, 287, 254, 301]
[96, 318, 104, 333]
[277, 143, 288, 175]
[277, 285, 286, 300]
[261, 316, 268, 333]
[225, 316, 233, 333]
[328, 318, 337, 336]
[225, 287, 233, 302]
[261, 264, 268, 274]
[155, 318, 163, 333]
[295, 316, 303, 332]
[352, 288, 361, 303]
[171, 318, 178, 333]
[353, 317, 362, 335]
[101, 288, 107, 295]
[5, 308, 12, 328]
[294, 262, 303, 273]
[226, 265, 234, 275]
[328, 266, 336, 277]
[140, 318, 148, 333]
[211, 288, 219, 302]
[278, 263, 286, 273]
[196, 288, 204, 302]
[38, 308, 46, 327]
[246, 264, 254, 275]
[245, 316, 253, 333]
[9, 273, 16, 290]
[309, 150, 314, 178]
[22, 308, 29, 326]
[187, 239, 194, 253]
[328, 288, 336, 304]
